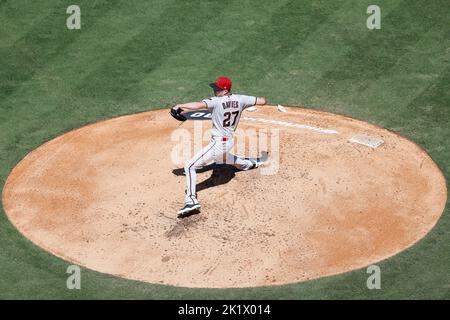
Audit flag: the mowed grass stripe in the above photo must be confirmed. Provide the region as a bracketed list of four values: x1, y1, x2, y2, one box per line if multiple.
[352, 25, 450, 130]
[316, 0, 440, 81]
[0, 1, 126, 101]
[0, 0, 59, 48]
[0, 1, 132, 171]
[0, 0, 176, 123]
[217, 0, 343, 89]
[0, 2, 180, 170]
[0, 2, 75, 99]
[249, 0, 403, 106]
[129, 0, 291, 105]
[402, 66, 450, 144]
[73, 1, 224, 103]
[0, 1, 218, 187]
[0, 0, 128, 103]
[135, 0, 344, 104]
[302, 0, 448, 114]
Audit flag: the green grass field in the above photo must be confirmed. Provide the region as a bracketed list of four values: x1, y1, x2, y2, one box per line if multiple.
[1, 0, 449, 299]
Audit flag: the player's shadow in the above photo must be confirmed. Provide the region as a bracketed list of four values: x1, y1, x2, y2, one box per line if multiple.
[172, 163, 238, 192]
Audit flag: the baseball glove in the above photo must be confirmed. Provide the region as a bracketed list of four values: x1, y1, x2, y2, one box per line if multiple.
[169, 106, 186, 122]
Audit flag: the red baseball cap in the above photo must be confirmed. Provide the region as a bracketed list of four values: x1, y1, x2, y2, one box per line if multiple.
[209, 76, 232, 91]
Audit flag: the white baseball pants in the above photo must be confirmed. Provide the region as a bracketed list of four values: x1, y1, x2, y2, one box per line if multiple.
[184, 137, 255, 205]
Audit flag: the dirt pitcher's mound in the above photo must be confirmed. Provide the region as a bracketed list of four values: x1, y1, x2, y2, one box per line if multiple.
[2, 106, 447, 288]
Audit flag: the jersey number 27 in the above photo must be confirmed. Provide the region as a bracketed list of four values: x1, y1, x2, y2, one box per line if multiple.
[223, 111, 239, 127]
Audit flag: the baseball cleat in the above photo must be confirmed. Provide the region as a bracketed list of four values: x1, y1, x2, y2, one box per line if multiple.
[177, 203, 201, 217]
[251, 151, 269, 169]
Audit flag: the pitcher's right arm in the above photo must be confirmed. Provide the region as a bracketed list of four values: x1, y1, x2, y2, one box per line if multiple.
[255, 97, 267, 105]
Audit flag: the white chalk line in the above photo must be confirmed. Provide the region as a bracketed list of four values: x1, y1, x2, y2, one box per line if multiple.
[189, 110, 383, 147]
[241, 116, 339, 134]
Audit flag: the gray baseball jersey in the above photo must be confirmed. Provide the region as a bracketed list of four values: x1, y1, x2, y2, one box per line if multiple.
[202, 94, 257, 138]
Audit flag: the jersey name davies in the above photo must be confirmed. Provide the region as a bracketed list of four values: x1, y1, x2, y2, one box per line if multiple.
[222, 101, 239, 109]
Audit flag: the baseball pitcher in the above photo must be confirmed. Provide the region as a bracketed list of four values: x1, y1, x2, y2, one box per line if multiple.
[171, 76, 267, 217]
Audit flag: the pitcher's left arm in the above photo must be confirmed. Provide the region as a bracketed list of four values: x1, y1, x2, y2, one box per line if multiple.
[173, 101, 207, 111]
